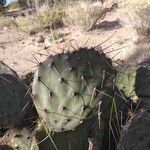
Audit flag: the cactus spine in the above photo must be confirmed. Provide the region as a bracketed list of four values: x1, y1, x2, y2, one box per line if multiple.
[32, 48, 116, 132]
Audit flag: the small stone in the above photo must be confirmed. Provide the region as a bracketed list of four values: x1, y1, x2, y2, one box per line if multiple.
[3, 26, 8, 31]
[44, 37, 52, 47]
[56, 38, 65, 43]
[38, 35, 45, 43]
[29, 30, 37, 36]
[0, 45, 6, 49]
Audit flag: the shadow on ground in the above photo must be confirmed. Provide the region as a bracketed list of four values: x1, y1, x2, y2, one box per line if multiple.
[126, 43, 150, 65]
[91, 20, 122, 31]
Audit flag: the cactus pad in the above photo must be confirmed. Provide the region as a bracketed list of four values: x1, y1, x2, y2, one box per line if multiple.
[34, 119, 92, 150]
[0, 61, 19, 79]
[135, 63, 150, 96]
[118, 110, 150, 150]
[115, 64, 136, 99]
[0, 63, 31, 128]
[0, 128, 38, 150]
[32, 48, 115, 132]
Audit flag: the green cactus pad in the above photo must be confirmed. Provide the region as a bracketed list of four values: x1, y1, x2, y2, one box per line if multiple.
[115, 64, 136, 98]
[0, 63, 31, 128]
[34, 119, 91, 150]
[32, 48, 115, 132]
[0, 74, 30, 128]
[118, 110, 150, 150]
[0, 128, 38, 150]
[135, 63, 150, 96]
[0, 61, 19, 79]
[34, 116, 103, 150]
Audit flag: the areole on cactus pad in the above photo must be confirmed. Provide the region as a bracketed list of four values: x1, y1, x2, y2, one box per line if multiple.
[32, 48, 116, 132]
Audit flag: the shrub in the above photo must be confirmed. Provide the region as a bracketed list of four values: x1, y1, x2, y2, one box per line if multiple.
[0, 16, 12, 29]
[35, 4, 65, 29]
[118, 0, 150, 41]
[8, 3, 65, 34]
[63, 1, 105, 30]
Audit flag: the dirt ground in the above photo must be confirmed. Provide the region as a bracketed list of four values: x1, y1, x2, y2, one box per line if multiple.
[0, 11, 137, 77]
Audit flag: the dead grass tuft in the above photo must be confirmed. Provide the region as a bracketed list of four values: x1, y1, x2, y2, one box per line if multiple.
[118, 0, 150, 41]
[0, 1, 115, 34]
[63, 1, 105, 30]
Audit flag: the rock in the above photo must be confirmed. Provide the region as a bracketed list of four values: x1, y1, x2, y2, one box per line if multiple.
[3, 27, 8, 31]
[44, 37, 52, 47]
[38, 35, 45, 43]
[56, 38, 65, 43]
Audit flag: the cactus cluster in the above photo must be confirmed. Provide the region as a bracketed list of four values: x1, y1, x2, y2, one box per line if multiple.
[0, 46, 150, 150]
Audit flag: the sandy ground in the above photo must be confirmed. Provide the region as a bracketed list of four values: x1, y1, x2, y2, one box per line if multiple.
[0, 11, 138, 77]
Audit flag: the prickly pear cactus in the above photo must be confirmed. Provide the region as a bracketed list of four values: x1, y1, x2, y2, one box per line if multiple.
[115, 62, 150, 98]
[0, 128, 38, 150]
[32, 48, 116, 132]
[117, 110, 150, 150]
[135, 63, 150, 96]
[0, 63, 31, 128]
[115, 63, 137, 99]
[0, 61, 19, 79]
[34, 119, 93, 150]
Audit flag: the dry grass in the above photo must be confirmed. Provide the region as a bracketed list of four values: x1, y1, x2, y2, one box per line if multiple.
[15, 4, 65, 34]
[0, 16, 13, 29]
[0, 1, 113, 34]
[34, 4, 65, 29]
[49, 31, 64, 41]
[7, 1, 22, 12]
[0, 4, 65, 34]
[63, 1, 105, 30]
[117, 0, 150, 41]
[34, 1, 108, 31]
[0, 14, 37, 33]
[14, 15, 42, 33]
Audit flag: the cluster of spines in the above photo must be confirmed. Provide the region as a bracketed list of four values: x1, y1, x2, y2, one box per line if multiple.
[32, 48, 116, 132]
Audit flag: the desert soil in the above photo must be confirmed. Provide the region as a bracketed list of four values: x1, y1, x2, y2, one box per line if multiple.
[0, 11, 137, 77]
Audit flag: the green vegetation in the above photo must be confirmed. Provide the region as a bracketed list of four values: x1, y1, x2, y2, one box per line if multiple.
[0, 0, 150, 150]
[0, 0, 115, 33]
[118, 0, 150, 41]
